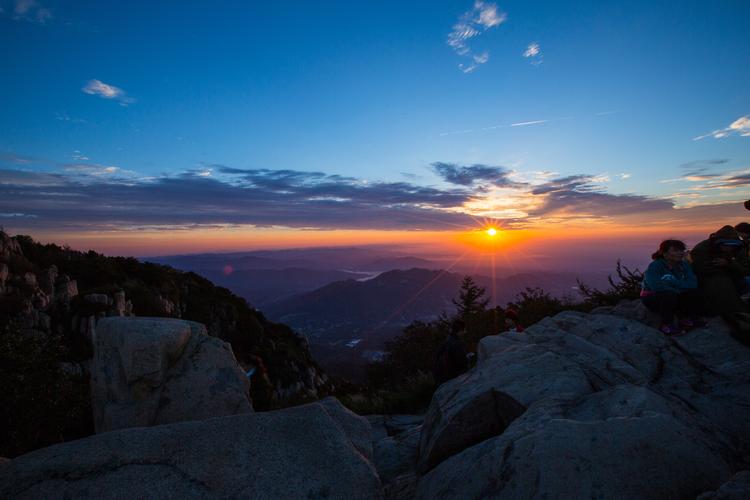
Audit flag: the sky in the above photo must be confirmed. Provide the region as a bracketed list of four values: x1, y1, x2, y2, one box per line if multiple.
[1, 0, 750, 259]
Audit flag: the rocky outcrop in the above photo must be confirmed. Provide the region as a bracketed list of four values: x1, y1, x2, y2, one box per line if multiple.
[369, 415, 423, 500]
[91, 317, 253, 433]
[418, 343, 587, 473]
[0, 399, 383, 500]
[414, 309, 750, 499]
[0, 231, 330, 412]
[699, 471, 750, 499]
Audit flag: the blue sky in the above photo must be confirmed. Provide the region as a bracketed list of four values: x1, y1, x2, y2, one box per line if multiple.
[1, 0, 750, 251]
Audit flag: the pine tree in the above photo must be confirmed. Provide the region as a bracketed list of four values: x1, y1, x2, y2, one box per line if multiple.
[453, 276, 489, 320]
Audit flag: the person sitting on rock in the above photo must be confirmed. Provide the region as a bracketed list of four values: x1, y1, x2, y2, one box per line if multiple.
[433, 319, 468, 385]
[503, 305, 524, 332]
[641, 239, 704, 336]
[690, 225, 750, 316]
[733, 222, 750, 297]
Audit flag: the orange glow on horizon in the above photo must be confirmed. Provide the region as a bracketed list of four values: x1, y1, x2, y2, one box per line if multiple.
[19, 219, 728, 258]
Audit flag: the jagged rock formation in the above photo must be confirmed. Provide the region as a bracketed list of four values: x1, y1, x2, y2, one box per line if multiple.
[0, 398, 382, 499]
[415, 308, 750, 499]
[0, 231, 330, 417]
[2, 299, 750, 498]
[2, 313, 379, 499]
[92, 317, 253, 433]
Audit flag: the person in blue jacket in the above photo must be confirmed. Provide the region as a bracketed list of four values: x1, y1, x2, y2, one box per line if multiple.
[641, 239, 705, 336]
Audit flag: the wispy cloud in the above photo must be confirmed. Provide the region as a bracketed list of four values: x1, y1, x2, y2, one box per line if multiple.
[0, 212, 38, 218]
[432, 162, 523, 188]
[82, 79, 136, 106]
[0, 151, 38, 164]
[55, 112, 88, 124]
[693, 115, 750, 140]
[440, 117, 564, 136]
[448, 1, 506, 73]
[5, 0, 52, 23]
[510, 120, 547, 127]
[522, 42, 543, 65]
[658, 159, 734, 183]
[63, 163, 120, 176]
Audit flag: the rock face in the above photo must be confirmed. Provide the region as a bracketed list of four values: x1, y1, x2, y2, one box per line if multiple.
[416, 308, 750, 499]
[369, 415, 423, 500]
[698, 471, 750, 499]
[91, 317, 253, 433]
[0, 399, 383, 500]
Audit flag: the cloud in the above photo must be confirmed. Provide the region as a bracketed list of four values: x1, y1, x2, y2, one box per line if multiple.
[0, 167, 477, 231]
[693, 115, 750, 140]
[511, 120, 547, 127]
[0, 168, 66, 186]
[679, 159, 729, 169]
[63, 163, 120, 177]
[448, 1, 506, 73]
[528, 175, 673, 217]
[0, 151, 38, 164]
[82, 79, 136, 106]
[522, 42, 543, 65]
[0, 212, 37, 218]
[55, 112, 88, 124]
[6, 0, 51, 23]
[0, 160, 705, 234]
[432, 162, 522, 188]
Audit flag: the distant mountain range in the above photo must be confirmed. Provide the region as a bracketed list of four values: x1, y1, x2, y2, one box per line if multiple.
[264, 267, 610, 379]
[148, 247, 612, 379]
[147, 247, 443, 308]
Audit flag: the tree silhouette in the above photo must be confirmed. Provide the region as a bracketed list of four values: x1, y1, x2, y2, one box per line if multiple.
[453, 276, 489, 320]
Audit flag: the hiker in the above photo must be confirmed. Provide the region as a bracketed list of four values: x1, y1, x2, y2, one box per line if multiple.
[641, 239, 705, 335]
[503, 305, 524, 332]
[734, 222, 750, 295]
[734, 222, 750, 241]
[433, 318, 468, 385]
[690, 225, 750, 316]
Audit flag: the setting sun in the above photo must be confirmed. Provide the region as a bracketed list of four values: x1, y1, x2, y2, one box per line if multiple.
[486, 227, 498, 237]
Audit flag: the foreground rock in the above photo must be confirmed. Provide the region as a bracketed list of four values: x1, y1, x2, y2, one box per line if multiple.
[699, 471, 750, 499]
[369, 415, 423, 499]
[415, 307, 750, 499]
[91, 317, 252, 433]
[0, 398, 382, 500]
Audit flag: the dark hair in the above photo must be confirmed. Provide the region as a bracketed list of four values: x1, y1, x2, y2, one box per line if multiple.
[735, 222, 750, 235]
[652, 239, 686, 260]
[450, 318, 465, 335]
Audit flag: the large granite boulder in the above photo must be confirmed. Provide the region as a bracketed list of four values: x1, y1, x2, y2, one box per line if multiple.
[418, 343, 592, 472]
[414, 307, 750, 498]
[91, 317, 252, 433]
[0, 399, 383, 499]
[417, 386, 731, 500]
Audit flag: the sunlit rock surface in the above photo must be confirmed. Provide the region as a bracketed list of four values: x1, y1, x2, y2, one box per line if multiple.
[91, 317, 253, 433]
